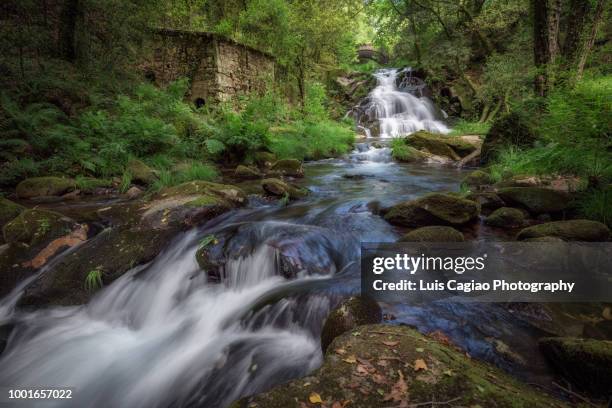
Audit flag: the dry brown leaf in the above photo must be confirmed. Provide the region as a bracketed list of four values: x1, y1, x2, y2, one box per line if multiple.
[372, 373, 387, 384]
[376, 360, 389, 367]
[356, 364, 370, 376]
[428, 330, 453, 346]
[413, 358, 428, 371]
[335, 348, 347, 355]
[308, 392, 323, 404]
[382, 340, 399, 347]
[383, 370, 408, 403]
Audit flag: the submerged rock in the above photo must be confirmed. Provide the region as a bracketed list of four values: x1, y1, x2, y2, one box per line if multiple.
[2, 209, 76, 246]
[270, 159, 304, 178]
[539, 337, 612, 396]
[400, 226, 465, 242]
[243, 324, 567, 408]
[485, 207, 527, 229]
[320, 296, 381, 352]
[261, 178, 308, 199]
[16, 177, 76, 199]
[384, 193, 480, 227]
[127, 159, 158, 185]
[497, 187, 571, 214]
[517, 220, 610, 241]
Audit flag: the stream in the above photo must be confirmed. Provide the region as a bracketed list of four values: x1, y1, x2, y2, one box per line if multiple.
[0, 69, 553, 407]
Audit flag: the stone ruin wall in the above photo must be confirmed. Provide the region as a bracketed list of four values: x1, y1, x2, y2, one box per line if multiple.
[145, 30, 275, 106]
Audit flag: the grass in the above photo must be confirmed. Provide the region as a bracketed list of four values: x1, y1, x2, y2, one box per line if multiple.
[150, 162, 218, 192]
[85, 268, 103, 292]
[578, 187, 612, 228]
[119, 171, 132, 193]
[198, 234, 218, 249]
[449, 120, 491, 136]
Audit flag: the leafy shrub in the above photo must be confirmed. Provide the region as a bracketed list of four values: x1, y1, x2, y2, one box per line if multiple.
[578, 187, 612, 228]
[449, 120, 490, 136]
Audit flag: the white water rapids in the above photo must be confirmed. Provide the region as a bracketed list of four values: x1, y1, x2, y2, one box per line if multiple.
[358, 68, 449, 138]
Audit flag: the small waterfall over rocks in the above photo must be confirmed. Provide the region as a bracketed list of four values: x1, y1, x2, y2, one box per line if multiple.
[352, 68, 449, 138]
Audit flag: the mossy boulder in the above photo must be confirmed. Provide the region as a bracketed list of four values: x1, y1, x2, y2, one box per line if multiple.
[320, 296, 382, 352]
[462, 170, 494, 188]
[406, 131, 477, 160]
[234, 165, 262, 179]
[242, 324, 567, 408]
[485, 207, 527, 229]
[2, 209, 75, 246]
[127, 159, 158, 185]
[16, 177, 76, 199]
[400, 226, 465, 242]
[157, 181, 246, 205]
[539, 337, 612, 396]
[0, 198, 25, 243]
[497, 187, 571, 214]
[254, 151, 277, 168]
[384, 193, 480, 227]
[18, 226, 176, 306]
[261, 178, 308, 200]
[392, 144, 430, 163]
[522, 236, 565, 243]
[517, 220, 610, 241]
[75, 177, 113, 194]
[466, 192, 505, 210]
[270, 159, 304, 178]
[480, 112, 536, 164]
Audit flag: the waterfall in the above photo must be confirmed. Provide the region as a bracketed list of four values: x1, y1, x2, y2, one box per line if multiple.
[355, 68, 449, 138]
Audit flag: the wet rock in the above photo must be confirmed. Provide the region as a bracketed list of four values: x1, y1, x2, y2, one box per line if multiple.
[539, 337, 612, 396]
[0, 197, 25, 243]
[16, 177, 76, 199]
[234, 165, 262, 179]
[18, 226, 176, 307]
[406, 131, 477, 160]
[270, 159, 304, 178]
[462, 170, 494, 188]
[466, 192, 505, 210]
[497, 187, 571, 214]
[254, 151, 277, 168]
[320, 296, 381, 352]
[522, 236, 565, 242]
[392, 144, 431, 163]
[127, 159, 158, 185]
[125, 186, 144, 199]
[485, 207, 527, 229]
[480, 112, 536, 164]
[261, 178, 308, 199]
[517, 220, 610, 242]
[494, 175, 542, 188]
[400, 226, 465, 242]
[3, 209, 76, 246]
[384, 193, 480, 227]
[244, 324, 567, 408]
[76, 177, 113, 194]
[143, 181, 246, 229]
[583, 320, 612, 341]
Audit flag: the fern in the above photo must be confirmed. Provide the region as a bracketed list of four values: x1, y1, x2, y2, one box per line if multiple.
[85, 268, 103, 292]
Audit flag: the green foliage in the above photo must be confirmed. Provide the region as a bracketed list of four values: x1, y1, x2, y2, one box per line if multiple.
[85, 268, 104, 292]
[151, 163, 218, 191]
[578, 187, 612, 228]
[198, 234, 218, 249]
[449, 120, 491, 136]
[119, 172, 133, 194]
[269, 121, 354, 161]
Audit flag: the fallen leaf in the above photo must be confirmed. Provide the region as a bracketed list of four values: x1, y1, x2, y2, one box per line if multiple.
[309, 392, 323, 404]
[356, 364, 369, 376]
[603, 307, 612, 320]
[372, 373, 387, 384]
[382, 340, 399, 347]
[352, 331, 361, 337]
[383, 370, 408, 403]
[335, 348, 347, 355]
[413, 359, 428, 371]
[376, 360, 389, 367]
[443, 369, 453, 377]
[428, 330, 453, 346]
[415, 347, 424, 353]
[377, 388, 385, 396]
[343, 355, 357, 364]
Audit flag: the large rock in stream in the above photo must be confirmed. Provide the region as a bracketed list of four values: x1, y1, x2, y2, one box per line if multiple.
[384, 193, 480, 228]
[16, 177, 77, 199]
[497, 187, 571, 214]
[261, 178, 308, 199]
[517, 220, 610, 241]
[400, 226, 465, 242]
[237, 324, 568, 408]
[405, 131, 478, 160]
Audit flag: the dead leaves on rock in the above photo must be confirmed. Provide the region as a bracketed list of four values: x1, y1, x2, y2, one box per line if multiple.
[413, 358, 428, 372]
[383, 370, 409, 406]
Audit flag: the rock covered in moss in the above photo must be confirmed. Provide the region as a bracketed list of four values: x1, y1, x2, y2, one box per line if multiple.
[497, 187, 570, 214]
[522, 236, 565, 242]
[254, 151, 277, 168]
[234, 165, 262, 179]
[539, 337, 612, 396]
[400, 226, 465, 242]
[485, 207, 527, 228]
[0, 198, 25, 243]
[270, 159, 304, 178]
[127, 159, 158, 185]
[392, 144, 430, 163]
[480, 112, 536, 164]
[384, 193, 480, 227]
[320, 296, 381, 352]
[2, 209, 76, 246]
[243, 324, 567, 408]
[261, 178, 308, 199]
[466, 192, 505, 210]
[517, 220, 610, 241]
[462, 170, 494, 188]
[16, 177, 76, 199]
[405, 131, 477, 160]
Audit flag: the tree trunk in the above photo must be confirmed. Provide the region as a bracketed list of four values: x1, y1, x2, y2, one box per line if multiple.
[561, 0, 589, 66]
[531, 0, 561, 96]
[58, 0, 79, 62]
[576, 0, 606, 80]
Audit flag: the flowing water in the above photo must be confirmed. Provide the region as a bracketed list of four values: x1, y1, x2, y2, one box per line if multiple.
[0, 71, 552, 407]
